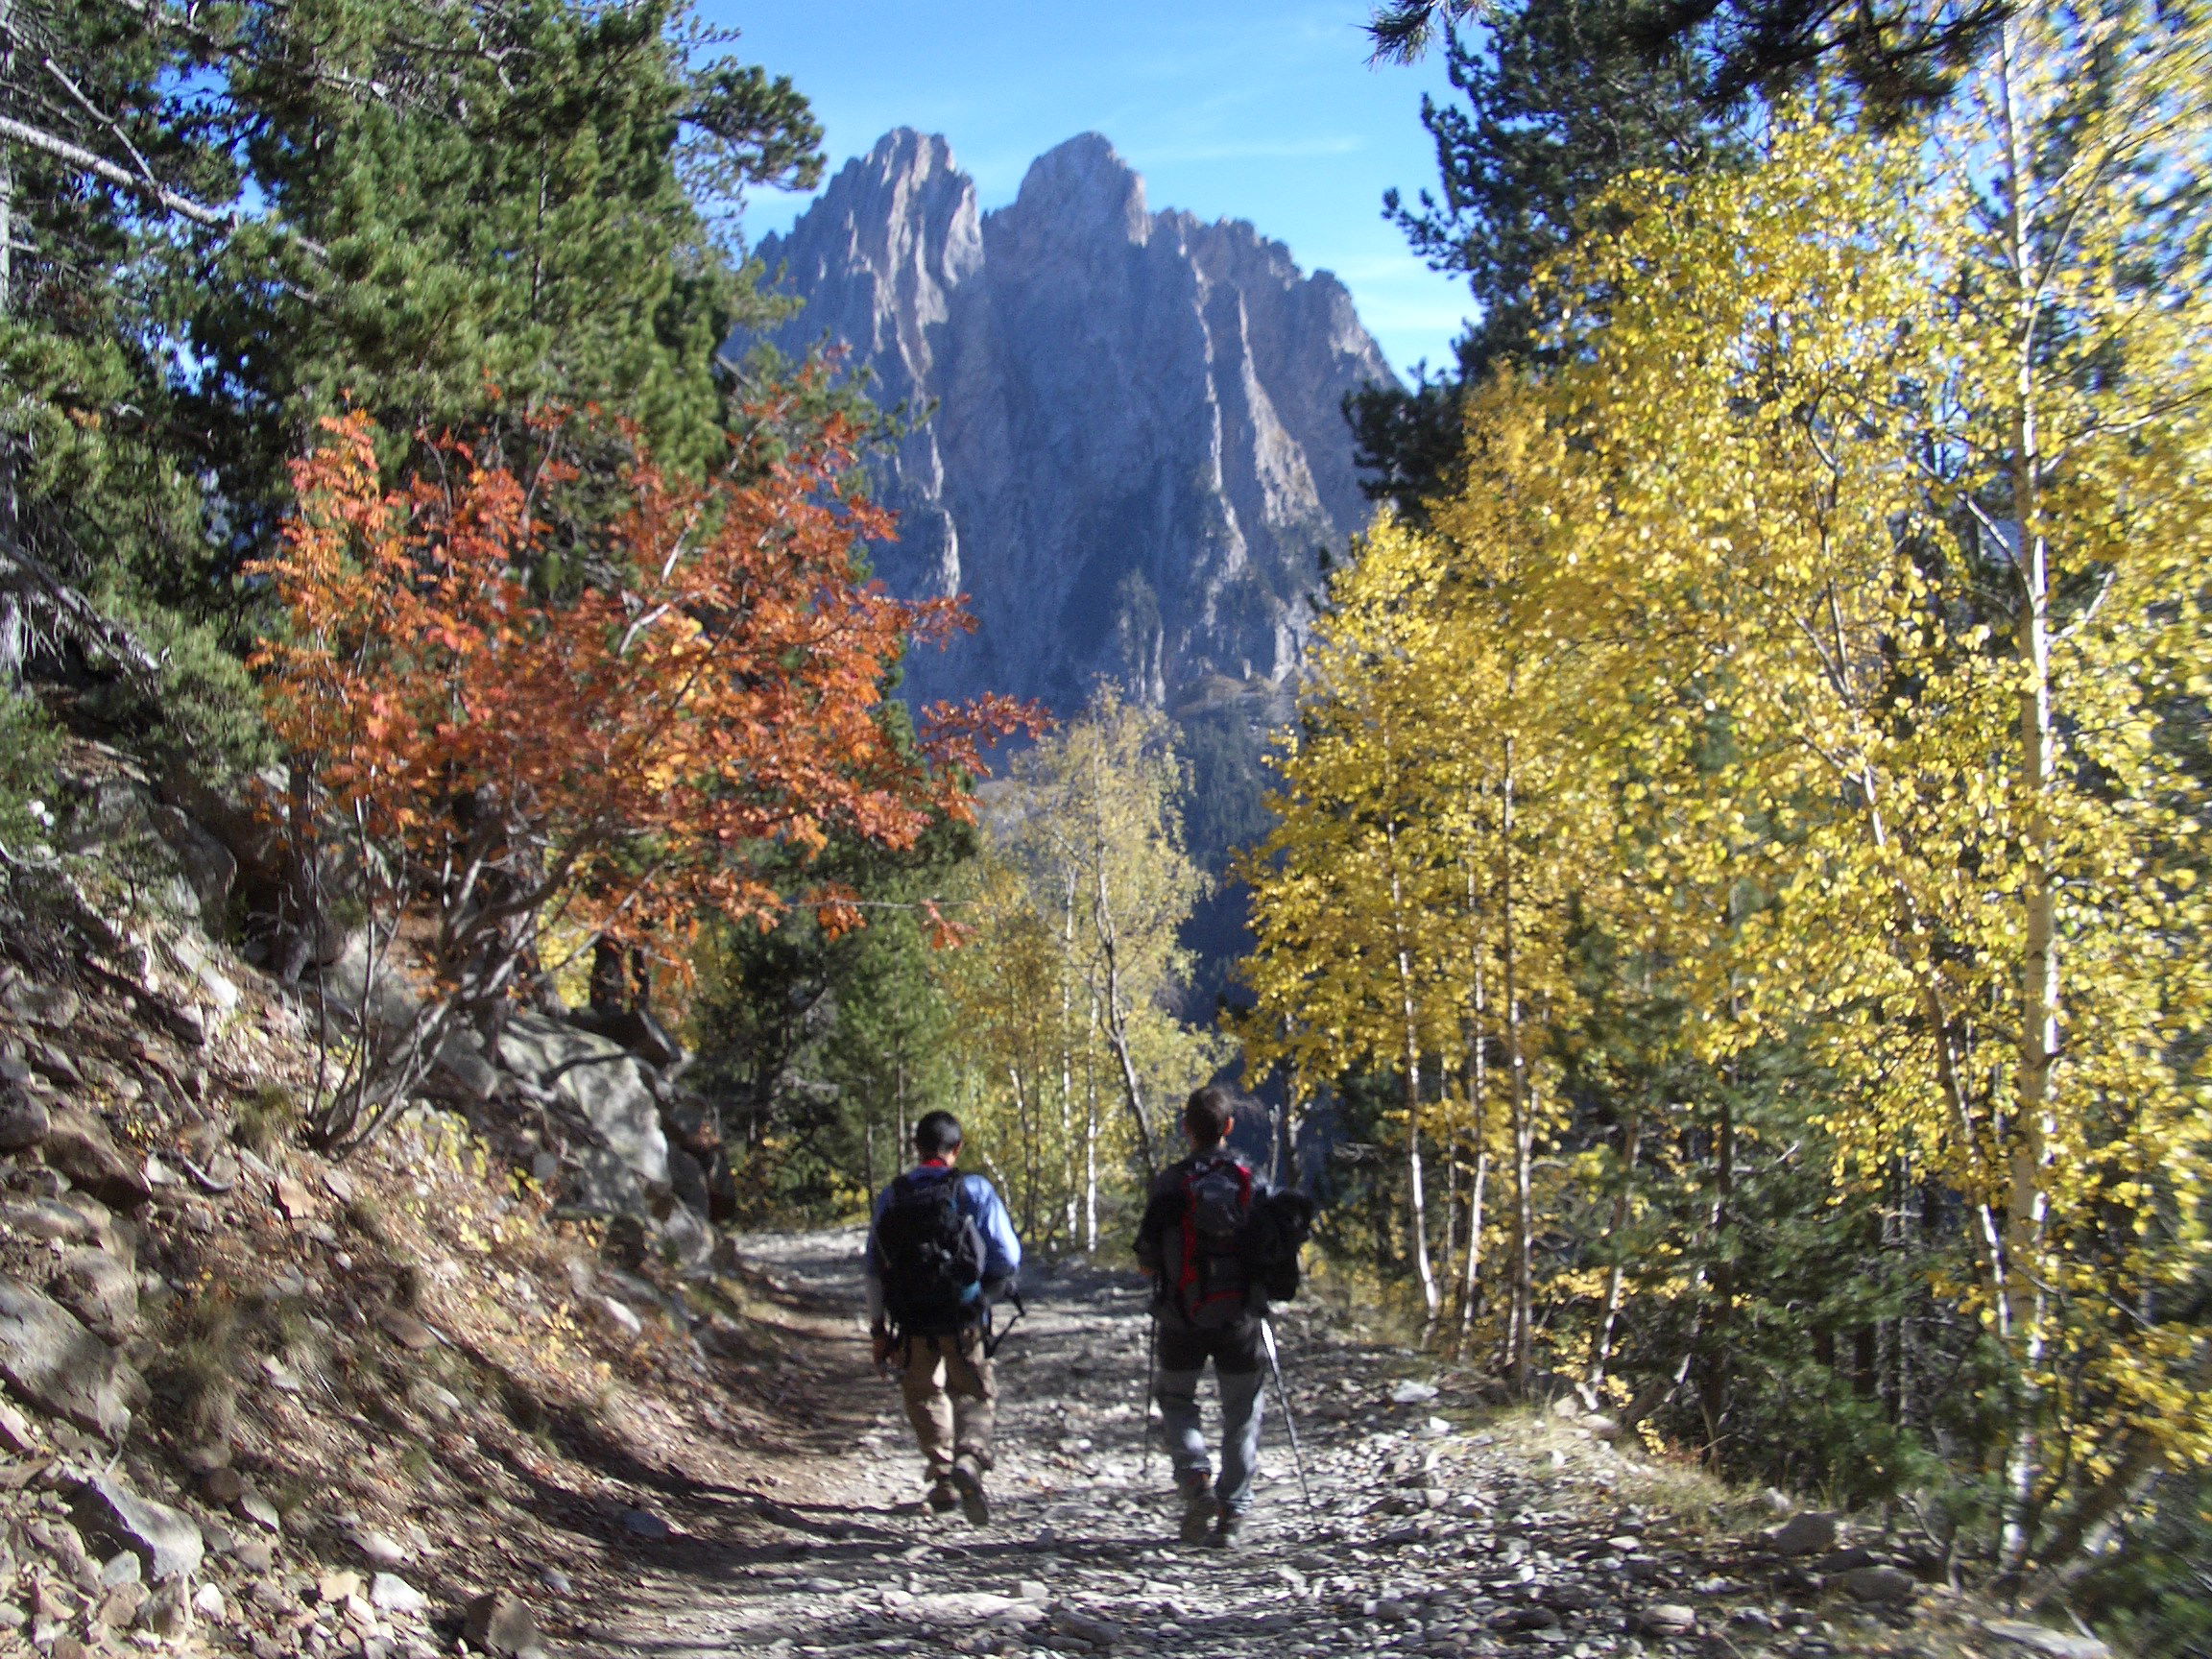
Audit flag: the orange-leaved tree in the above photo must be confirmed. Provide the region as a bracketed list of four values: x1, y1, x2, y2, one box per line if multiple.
[253, 400, 1033, 1150]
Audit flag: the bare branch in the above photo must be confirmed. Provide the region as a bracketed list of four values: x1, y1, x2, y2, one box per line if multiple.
[0, 111, 327, 256]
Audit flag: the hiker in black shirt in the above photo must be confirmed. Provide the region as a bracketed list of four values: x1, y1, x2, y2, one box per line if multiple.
[1135, 1084, 1269, 1548]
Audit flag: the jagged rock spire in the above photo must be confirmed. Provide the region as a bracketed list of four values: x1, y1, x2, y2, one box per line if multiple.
[747, 129, 1398, 717]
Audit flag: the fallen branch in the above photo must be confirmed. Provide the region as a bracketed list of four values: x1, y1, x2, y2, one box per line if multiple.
[0, 546, 164, 691]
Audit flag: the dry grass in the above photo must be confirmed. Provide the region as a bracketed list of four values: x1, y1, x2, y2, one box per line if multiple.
[154, 1293, 245, 1445]
[344, 1192, 397, 1248]
[232, 1081, 298, 1155]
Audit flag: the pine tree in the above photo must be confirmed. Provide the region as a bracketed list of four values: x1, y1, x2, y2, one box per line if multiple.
[1350, 0, 1736, 514]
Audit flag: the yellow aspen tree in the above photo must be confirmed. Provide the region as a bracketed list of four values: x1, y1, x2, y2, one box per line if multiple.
[1243, 517, 1467, 1325]
[936, 697, 1226, 1248]
[1535, 54, 2211, 1558]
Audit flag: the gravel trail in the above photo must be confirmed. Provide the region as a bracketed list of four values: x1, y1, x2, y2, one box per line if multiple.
[585, 1232, 2008, 1659]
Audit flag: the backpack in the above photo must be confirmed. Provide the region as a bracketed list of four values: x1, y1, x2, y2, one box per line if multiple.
[877, 1167, 987, 1338]
[1173, 1155, 1256, 1328]
[1238, 1189, 1316, 1302]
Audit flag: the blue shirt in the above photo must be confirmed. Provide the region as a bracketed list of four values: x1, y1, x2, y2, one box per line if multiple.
[862, 1163, 1022, 1304]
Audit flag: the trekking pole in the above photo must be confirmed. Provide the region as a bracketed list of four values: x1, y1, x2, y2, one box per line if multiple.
[1259, 1317, 1314, 1509]
[1140, 1312, 1157, 1479]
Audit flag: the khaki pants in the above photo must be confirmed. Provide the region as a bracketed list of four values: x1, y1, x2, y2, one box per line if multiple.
[899, 1328, 995, 1479]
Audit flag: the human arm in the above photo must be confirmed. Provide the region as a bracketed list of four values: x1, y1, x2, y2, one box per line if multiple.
[964, 1174, 1022, 1293]
[1133, 1167, 1181, 1278]
[862, 1180, 894, 1331]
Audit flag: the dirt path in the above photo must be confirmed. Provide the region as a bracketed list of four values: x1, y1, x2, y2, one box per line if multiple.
[575, 1233, 2005, 1659]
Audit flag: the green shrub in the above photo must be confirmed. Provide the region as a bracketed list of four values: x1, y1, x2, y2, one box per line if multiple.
[0, 689, 62, 850]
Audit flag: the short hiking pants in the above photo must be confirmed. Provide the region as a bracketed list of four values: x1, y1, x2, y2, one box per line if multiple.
[900, 1328, 995, 1479]
[1154, 1310, 1265, 1516]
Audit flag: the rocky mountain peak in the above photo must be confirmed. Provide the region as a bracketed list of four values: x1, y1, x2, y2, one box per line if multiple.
[746, 132, 1398, 718]
[1003, 132, 1150, 249]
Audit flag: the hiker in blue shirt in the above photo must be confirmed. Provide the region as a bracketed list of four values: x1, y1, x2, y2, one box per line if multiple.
[864, 1110, 1022, 1525]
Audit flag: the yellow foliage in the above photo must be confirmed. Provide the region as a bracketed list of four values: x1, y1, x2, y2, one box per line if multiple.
[1242, 7, 2212, 1560]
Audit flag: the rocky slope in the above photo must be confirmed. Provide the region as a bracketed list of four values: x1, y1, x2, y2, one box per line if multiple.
[744, 130, 1398, 718]
[0, 734, 850, 1657]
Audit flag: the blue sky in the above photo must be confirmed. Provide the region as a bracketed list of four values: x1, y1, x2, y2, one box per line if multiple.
[709, 1, 1475, 378]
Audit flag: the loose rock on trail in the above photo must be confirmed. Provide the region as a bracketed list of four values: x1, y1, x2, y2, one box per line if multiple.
[582, 1232, 2041, 1659]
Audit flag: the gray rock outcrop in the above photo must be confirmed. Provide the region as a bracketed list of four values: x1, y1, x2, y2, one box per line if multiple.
[74, 1474, 204, 1582]
[495, 1013, 668, 1213]
[745, 129, 1397, 716]
[0, 1279, 140, 1437]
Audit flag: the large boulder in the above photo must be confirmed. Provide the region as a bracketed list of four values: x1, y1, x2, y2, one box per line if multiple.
[49, 1247, 139, 1341]
[431, 1031, 503, 1103]
[317, 930, 422, 1037]
[565, 1145, 653, 1221]
[149, 805, 236, 935]
[1763, 1511, 1839, 1556]
[73, 1474, 204, 1582]
[0, 1084, 52, 1150]
[0, 1279, 140, 1436]
[569, 1003, 683, 1068]
[665, 1143, 711, 1215]
[50, 779, 214, 930]
[40, 1108, 152, 1211]
[497, 1013, 668, 1194]
[156, 764, 326, 964]
[463, 1590, 544, 1658]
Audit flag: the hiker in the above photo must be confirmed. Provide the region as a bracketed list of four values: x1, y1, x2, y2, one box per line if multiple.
[864, 1110, 1022, 1525]
[1136, 1084, 1271, 1548]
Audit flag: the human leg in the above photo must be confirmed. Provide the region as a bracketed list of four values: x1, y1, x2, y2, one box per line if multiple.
[899, 1335, 956, 1482]
[941, 1328, 998, 1471]
[941, 1329, 997, 1525]
[1154, 1314, 1213, 1485]
[1214, 1364, 1266, 1516]
[1156, 1314, 1218, 1541]
[1213, 1317, 1267, 1520]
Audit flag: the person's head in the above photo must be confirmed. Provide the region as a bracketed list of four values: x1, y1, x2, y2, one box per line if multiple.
[1183, 1085, 1235, 1152]
[914, 1110, 964, 1163]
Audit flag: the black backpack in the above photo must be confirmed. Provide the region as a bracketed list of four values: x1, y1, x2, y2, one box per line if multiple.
[877, 1167, 987, 1338]
[1238, 1189, 1316, 1302]
[1172, 1155, 1257, 1328]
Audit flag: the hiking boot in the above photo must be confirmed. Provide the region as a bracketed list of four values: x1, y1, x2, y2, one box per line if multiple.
[1177, 1477, 1217, 1545]
[950, 1455, 991, 1527]
[1208, 1510, 1247, 1550]
[926, 1479, 957, 1513]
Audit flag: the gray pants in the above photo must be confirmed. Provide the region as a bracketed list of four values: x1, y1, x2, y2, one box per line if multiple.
[1154, 1312, 1265, 1516]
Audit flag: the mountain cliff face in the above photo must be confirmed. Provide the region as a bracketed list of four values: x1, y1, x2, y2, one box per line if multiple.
[746, 130, 1397, 717]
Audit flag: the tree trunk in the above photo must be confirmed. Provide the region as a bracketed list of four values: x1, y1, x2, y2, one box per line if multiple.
[1587, 1104, 1643, 1397]
[1995, 21, 2056, 1572]
[1083, 1051, 1101, 1252]
[1008, 1062, 1038, 1239]
[1384, 816, 1441, 1326]
[1061, 872, 1081, 1246]
[1276, 1017, 1302, 1188]
[1, 50, 24, 689]
[1699, 1090, 1736, 1450]
[1094, 858, 1160, 1181]
[1439, 1090, 1460, 1315]
[1459, 932, 1489, 1341]
[1501, 750, 1536, 1397]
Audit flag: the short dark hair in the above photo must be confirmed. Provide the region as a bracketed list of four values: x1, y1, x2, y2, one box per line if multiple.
[1183, 1086, 1235, 1149]
[914, 1111, 964, 1158]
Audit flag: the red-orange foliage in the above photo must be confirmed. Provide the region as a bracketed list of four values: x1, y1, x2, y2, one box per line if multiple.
[252, 402, 1032, 1142]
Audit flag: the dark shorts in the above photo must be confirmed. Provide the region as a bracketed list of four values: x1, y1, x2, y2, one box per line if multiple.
[1157, 1310, 1263, 1376]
